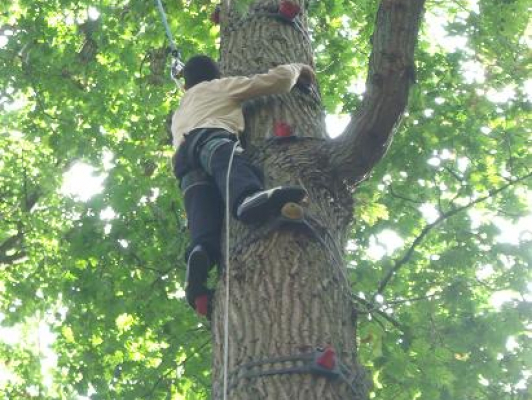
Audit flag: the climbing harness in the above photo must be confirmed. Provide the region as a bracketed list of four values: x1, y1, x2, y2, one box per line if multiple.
[180, 169, 211, 197]
[224, 346, 360, 395]
[155, 0, 184, 85]
[199, 137, 240, 175]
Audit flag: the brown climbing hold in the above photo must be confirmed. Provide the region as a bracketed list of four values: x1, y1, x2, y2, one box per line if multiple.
[281, 202, 304, 221]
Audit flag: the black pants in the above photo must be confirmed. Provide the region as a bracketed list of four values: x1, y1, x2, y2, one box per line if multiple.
[173, 128, 263, 263]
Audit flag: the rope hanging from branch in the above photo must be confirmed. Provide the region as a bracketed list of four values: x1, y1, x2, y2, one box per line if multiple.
[154, 0, 184, 85]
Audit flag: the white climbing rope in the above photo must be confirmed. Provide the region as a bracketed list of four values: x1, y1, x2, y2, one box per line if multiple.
[223, 140, 240, 400]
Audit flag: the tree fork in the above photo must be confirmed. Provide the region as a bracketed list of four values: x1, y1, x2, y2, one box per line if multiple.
[329, 0, 426, 184]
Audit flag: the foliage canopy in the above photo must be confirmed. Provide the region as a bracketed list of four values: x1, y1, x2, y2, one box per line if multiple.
[0, 0, 530, 399]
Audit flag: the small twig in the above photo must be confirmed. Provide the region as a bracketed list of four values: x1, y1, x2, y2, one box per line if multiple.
[0, 25, 16, 35]
[0, 230, 23, 255]
[382, 293, 441, 306]
[443, 165, 464, 183]
[431, 174, 445, 214]
[150, 264, 179, 288]
[389, 184, 424, 204]
[376, 171, 532, 295]
[0, 251, 27, 265]
[352, 294, 403, 331]
[143, 339, 210, 398]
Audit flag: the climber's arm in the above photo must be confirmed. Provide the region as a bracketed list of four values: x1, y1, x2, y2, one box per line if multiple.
[225, 64, 315, 101]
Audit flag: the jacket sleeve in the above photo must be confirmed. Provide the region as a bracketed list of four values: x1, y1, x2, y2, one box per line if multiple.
[225, 64, 305, 102]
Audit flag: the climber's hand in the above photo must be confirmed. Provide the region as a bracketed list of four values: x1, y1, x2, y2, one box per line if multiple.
[297, 65, 316, 88]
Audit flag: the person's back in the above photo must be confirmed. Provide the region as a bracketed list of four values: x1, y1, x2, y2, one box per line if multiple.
[171, 55, 314, 318]
[172, 79, 244, 148]
[172, 56, 313, 147]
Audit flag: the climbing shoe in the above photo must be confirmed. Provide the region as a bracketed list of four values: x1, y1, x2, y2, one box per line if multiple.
[185, 245, 213, 318]
[236, 185, 307, 224]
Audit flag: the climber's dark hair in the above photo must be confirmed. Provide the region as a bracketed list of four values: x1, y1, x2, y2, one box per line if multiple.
[183, 55, 221, 89]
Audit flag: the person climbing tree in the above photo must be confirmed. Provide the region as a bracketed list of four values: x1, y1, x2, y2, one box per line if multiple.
[172, 55, 316, 317]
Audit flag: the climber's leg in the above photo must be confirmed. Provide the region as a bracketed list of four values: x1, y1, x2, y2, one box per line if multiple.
[198, 136, 307, 223]
[179, 170, 222, 316]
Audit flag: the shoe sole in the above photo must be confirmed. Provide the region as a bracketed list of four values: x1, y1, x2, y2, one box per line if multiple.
[238, 186, 307, 224]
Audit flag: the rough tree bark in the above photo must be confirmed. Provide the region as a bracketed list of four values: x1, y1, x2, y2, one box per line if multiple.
[210, 1, 425, 398]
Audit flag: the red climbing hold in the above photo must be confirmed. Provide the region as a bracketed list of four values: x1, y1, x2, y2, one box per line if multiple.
[274, 121, 293, 137]
[279, 0, 300, 20]
[195, 294, 209, 317]
[316, 347, 336, 370]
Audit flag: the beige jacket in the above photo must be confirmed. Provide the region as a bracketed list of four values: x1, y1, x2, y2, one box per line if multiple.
[171, 63, 306, 147]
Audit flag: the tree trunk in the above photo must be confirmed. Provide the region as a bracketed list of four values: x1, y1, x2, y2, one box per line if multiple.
[209, 1, 424, 398]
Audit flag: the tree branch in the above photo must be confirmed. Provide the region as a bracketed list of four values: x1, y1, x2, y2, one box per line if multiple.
[389, 184, 424, 204]
[0, 231, 23, 255]
[352, 294, 403, 331]
[329, 0, 426, 185]
[376, 171, 532, 295]
[0, 251, 27, 265]
[0, 25, 16, 36]
[0, 223, 25, 266]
